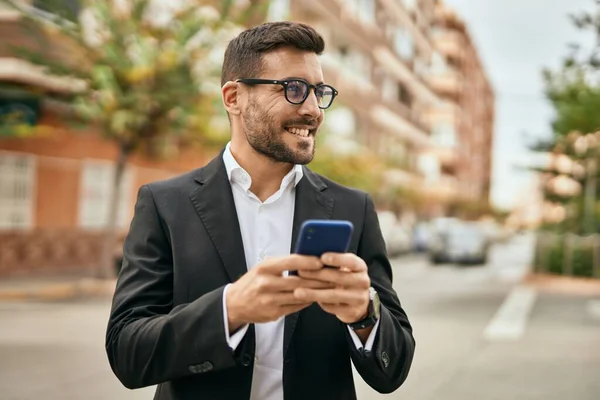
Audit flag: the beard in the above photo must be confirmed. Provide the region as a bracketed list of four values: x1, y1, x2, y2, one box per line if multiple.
[241, 97, 316, 165]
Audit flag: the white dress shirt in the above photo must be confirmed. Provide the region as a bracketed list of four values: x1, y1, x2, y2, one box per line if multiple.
[220, 142, 380, 400]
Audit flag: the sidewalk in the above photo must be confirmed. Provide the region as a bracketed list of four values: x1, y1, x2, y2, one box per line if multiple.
[0, 276, 116, 301]
[1, 270, 599, 302]
[523, 272, 600, 296]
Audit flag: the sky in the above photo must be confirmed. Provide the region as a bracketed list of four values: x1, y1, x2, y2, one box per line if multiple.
[443, 0, 596, 210]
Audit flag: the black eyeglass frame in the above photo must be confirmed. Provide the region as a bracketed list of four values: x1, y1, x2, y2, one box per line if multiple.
[235, 78, 338, 109]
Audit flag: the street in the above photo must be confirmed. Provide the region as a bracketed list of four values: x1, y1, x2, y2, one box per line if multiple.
[1, 233, 599, 400]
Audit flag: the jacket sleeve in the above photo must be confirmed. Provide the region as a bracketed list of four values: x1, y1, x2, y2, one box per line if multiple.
[346, 193, 416, 394]
[105, 185, 239, 389]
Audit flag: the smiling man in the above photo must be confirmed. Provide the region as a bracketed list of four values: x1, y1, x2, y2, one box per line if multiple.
[106, 21, 415, 400]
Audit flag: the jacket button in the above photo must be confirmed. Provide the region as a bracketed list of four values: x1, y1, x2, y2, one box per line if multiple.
[201, 361, 213, 372]
[188, 365, 199, 374]
[381, 351, 390, 368]
[241, 353, 252, 367]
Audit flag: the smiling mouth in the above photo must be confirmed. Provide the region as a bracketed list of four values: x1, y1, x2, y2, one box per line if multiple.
[285, 127, 314, 138]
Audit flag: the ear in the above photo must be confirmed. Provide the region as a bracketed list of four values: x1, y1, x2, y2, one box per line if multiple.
[222, 81, 242, 116]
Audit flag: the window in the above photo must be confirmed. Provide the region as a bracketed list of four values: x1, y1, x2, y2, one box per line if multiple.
[0, 152, 36, 230]
[393, 28, 415, 60]
[403, 0, 418, 10]
[337, 47, 372, 80]
[78, 160, 133, 230]
[430, 52, 448, 74]
[267, 0, 290, 21]
[432, 121, 457, 148]
[398, 83, 412, 107]
[382, 76, 398, 103]
[346, 0, 376, 24]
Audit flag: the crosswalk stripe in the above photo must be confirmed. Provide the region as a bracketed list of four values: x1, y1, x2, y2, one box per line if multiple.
[586, 300, 600, 319]
[483, 286, 538, 341]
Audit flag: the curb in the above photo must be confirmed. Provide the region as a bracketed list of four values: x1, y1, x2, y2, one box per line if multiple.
[0, 279, 117, 302]
[522, 272, 600, 296]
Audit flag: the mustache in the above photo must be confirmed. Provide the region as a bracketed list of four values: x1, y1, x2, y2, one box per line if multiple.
[283, 119, 318, 129]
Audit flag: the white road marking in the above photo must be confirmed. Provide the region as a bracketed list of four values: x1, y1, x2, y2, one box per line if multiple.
[483, 286, 538, 341]
[586, 300, 600, 319]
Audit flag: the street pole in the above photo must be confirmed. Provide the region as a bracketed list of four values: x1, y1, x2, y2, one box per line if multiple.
[584, 156, 597, 234]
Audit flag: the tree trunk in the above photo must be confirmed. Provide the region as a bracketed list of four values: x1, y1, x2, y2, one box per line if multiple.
[98, 145, 129, 279]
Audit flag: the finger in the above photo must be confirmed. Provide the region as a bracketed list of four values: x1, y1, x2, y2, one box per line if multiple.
[266, 292, 313, 306]
[279, 303, 312, 316]
[294, 287, 366, 305]
[291, 277, 337, 290]
[297, 269, 370, 289]
[321, 253, 367, 272]
[263, 276, 336, 292]
[260, 254, 323, 274]
[318, 302, 350, 315]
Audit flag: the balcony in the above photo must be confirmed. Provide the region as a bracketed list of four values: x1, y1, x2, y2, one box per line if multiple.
[369, 105, 430, 148]
[382, 167, 421, 188]
[429, 146, 458, 172]
[434, 31, 464, 61]
[373, 46, 440, 105]
[320, 54, 380, 112]
[0, 58, 84, 94]
[292, 0, 385, 54]
[378, 0, 433, 56]
[427, 68, 462, 99]
[0, 3, 85, 94]
[418, 173, 457, 201]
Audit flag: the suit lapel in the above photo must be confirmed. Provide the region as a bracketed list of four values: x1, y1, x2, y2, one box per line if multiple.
[188, 153, 248, 283]
[284, 167, 334, 356]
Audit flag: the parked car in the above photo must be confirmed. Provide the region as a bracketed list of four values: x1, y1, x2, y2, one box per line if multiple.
[412, 221, 432, 252]
[428, 221, 489, 265]
[377, 211, 412, 257]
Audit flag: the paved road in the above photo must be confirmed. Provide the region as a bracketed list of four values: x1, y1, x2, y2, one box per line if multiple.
[1, 234, 599, 399]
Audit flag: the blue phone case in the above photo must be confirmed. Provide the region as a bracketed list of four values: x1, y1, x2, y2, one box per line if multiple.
[293, 219, 354, 257]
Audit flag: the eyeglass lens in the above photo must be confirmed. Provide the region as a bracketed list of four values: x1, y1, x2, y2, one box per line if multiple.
[286, 80, 334, 108]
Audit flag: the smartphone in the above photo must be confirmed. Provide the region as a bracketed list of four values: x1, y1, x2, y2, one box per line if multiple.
[289, 219, 354, 275]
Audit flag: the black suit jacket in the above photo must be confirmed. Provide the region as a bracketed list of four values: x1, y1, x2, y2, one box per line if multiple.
[105, 152, 415, 400]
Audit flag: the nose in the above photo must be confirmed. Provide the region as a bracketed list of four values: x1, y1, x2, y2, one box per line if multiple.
[298, 89, 322, 120]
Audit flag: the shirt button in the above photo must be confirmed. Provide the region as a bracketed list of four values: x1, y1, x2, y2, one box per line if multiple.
[258, 206, 264, 213]
[259, 251, 266, 260]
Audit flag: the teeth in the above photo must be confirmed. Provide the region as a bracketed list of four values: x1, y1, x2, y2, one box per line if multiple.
[287, 128, 310, 137]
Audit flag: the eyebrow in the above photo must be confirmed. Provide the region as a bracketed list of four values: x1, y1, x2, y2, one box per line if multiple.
[283, 76, 325, 85]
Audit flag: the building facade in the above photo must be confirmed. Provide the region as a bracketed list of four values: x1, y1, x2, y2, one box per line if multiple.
[427, 0, 495, 203]
[0, 0, 494, 277]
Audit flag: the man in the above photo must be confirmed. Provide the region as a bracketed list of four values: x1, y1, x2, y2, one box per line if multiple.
[106, 21, 415, 400]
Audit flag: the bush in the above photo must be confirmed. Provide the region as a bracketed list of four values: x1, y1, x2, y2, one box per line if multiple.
[534, 233, 599, 277]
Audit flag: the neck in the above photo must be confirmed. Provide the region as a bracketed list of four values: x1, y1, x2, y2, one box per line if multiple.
[229, 139, 294, 202]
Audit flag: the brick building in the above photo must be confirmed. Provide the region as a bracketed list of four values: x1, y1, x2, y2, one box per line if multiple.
[0, 0, 494, 277]
[427, 0, 495, 203]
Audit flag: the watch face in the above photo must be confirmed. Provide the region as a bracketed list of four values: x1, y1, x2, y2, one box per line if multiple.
[372, 290, 381, 320]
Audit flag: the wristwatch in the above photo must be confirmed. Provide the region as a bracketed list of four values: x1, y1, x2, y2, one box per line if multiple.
[348, 287, 381, 330]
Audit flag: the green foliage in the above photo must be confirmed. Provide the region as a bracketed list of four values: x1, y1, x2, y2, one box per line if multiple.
[1, 0, 264, 157]
[543, 66, 600, 136]
[533, 234, 597, 277]
[309, 146, 385, 194]
[542, 3, 600, 138]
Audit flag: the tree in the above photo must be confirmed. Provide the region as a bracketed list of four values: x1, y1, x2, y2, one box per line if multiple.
[3, 0, 264, 278]
[542, 1, 600, 137]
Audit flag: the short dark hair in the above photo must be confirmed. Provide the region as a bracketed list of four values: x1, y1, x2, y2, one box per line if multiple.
[221, 21, 325, 87]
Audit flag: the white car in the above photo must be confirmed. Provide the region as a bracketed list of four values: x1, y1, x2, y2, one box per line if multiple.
[377, 211, 411, 257]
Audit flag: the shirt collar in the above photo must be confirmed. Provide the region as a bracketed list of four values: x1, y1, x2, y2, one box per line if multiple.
[222, 142, 304, 190]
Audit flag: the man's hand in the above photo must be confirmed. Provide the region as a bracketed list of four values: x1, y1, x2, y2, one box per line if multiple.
[225, 255, 334, 332]
[293, 253, 371, 324]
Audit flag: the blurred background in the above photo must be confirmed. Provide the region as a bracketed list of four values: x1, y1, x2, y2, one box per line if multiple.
[0, 0, 599, 399]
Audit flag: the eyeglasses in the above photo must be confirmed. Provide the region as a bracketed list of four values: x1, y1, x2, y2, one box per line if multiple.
[236, 78, 338, 109]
